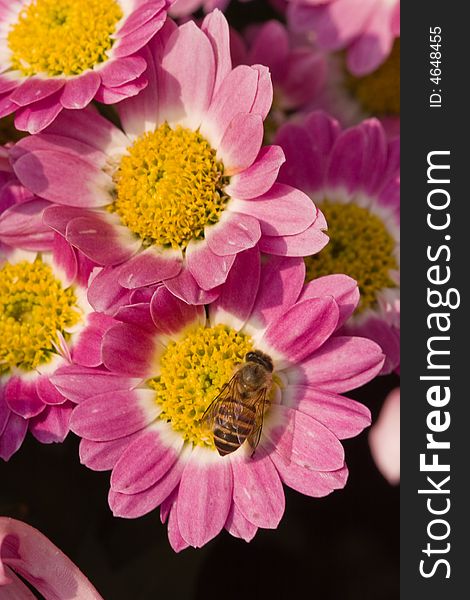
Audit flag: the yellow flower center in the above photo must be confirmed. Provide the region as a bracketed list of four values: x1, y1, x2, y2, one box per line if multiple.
[148, 324, 254, 448]
[0, 115, 27, 145]
[345, 39, 400, 115]
[7, 0, 123, 77]
[0, 258, 82, 375]
[305, 201, 398, 313]
[112, 123, 229, 250]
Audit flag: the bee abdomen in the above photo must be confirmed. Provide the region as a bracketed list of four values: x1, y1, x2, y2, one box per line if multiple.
[213, 405, 255, 456]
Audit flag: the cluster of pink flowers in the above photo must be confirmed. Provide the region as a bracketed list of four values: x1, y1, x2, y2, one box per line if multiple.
[0, 0, 399, 562]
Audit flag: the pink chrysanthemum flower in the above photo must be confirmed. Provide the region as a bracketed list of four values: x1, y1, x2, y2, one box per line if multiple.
[0, 517, 103, 599]
[369, 386, 400, 484]
[0, 241, 113, 460]
[276, 111, 399, 373]
[287, 0, 400, 76]
[62, 249, 384, 551]
[232, 20, 327, 136]
[11, 12, 326, 305]
[170, 0, 230, 18]
[0, 0, 172, 133]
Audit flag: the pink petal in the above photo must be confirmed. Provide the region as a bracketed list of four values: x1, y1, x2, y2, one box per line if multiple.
[248, 20, 289, 70]
[160, 21, 215, 128]
[93, 75, 148, 104]
[263, 297, 339, 365]
[5, 377, 44, 419]
[271, 451, 349, 497]
[235, 183, 314, 236]
[102, 323, 159, 377]
[13, 92, 64, 134]
[225, 145, 285, 200]
[0, 412, 28, 461]
[209, 246, 260, 330]
[250, 65, 273, 121]
[259, 219, 329, 257]
[112, 12, 166, 58]
[66, 214, 141, 265]
[36, 375, 66, 406]
[177, 448, 233, 548]
[369, 387, 400, 484]
[167, 501, 190, 553]
[287, 385, 371, 440]
[79, 430, 143, 471]
[72, 313, 116, 368]
[9, 78, 65, 108]
[29, 402, 73, 443]
[150, 286, 205, 336]
[299, 274, 360, 329]
[267, 405, 345, 471]
[225, 503, 258, 542]
[13, 151, 113, 207]
[201, 9, 232, 93]
[109, 453, 187, 518]
[70, 389, 159, 442]
[298, 336, 385, 393]
[348, 316, 400, 376]
[185, 239, 235, 290]
[87, 265, 132, 315]
[0, 198, 54, 251]
[118, 2, 166, 37]
[51, 366, 139, 404]
[60, 71, 100, 109]
[111, 427, 184, 494]
[231, 447, 285, 528]
[248, 255, 305, 330]
[99, 56, 147, 88]
[218, 113, 263, 176]
[205, 211, 260, 257]
[117, 247, 183, 289]
[113, 302, 155, 334]
[163, 267, 221, 305]
[0, 518, 104, 599]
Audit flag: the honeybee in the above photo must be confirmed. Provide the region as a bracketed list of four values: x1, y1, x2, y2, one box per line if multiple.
[203, 350, 273, 457]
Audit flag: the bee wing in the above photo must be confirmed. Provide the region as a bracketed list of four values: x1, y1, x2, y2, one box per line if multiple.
[202, 374, 239, 429]
[247, 388, 268, 456]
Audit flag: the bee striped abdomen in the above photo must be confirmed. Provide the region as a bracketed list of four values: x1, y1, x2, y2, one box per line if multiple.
[213, 400, 256, 456]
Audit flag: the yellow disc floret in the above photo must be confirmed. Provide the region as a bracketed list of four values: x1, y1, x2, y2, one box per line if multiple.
[112, 123, 229, 250]
[0, 258, 82, 375]
[7, 0, 123, 77]
[148, 324, 254, 448]
[345, 39, 400, 115]
[305, 201, 398, 313]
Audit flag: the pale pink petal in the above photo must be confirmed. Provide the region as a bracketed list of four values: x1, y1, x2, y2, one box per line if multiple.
[112, 12, 166, 58]
[231, 446, 285, 528]
[263, 297, 339, 365]
[250, 65, 273, 121]
[218, 113, 263, 176]
[226, 146, 285, 200]
[94, 75, 148, 104]
[159, 21, 215, 128]
[99, 56, 147, 88]
[201, 9, 232, 92]
[297, 336, 385, 393]
[111, 427, 184, 494]
[0, 518, 104, 599]
[369, 387, 400, 484]
[70, 389, 159, 442]
[167, 501, 190, 553]
[117, 247, 183, 289]
[259, 219, 329, 257]
[177, 448, 233, 548]
[150, 286, 206, 336]
[0, 198, 54, 252]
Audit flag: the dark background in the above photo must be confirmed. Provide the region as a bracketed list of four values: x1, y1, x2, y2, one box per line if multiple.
[0, 374, 399, 600]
